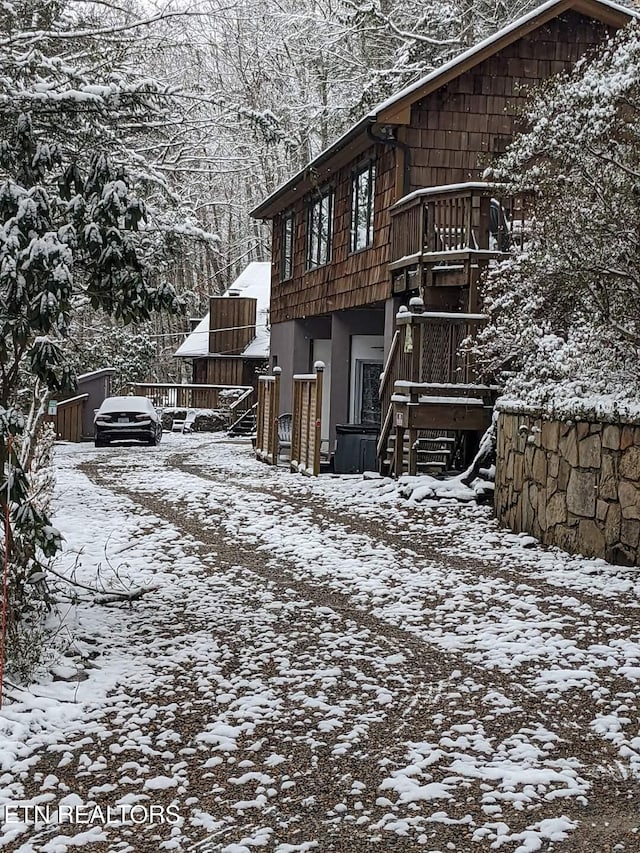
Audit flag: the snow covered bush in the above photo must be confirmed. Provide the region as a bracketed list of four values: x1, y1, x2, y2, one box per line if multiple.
[477, 21, 640, 418]
[0, 0, 215, 678]
[1, 420, 60, 683]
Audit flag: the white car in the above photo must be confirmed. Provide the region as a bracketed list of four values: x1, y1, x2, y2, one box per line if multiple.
[94, 396, 163, 447]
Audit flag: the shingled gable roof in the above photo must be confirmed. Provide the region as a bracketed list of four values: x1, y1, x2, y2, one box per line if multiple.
[250, 0, 634, 220]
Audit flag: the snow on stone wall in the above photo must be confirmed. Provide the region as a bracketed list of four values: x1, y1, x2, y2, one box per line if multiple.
[495, 410, 640, 566]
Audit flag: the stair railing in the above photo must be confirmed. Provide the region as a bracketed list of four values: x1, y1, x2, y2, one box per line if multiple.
[228, 401, 258, 435]
[229, 386, 254, 415]
[376, 307, 422, 466]
[377, 330, 400, 462]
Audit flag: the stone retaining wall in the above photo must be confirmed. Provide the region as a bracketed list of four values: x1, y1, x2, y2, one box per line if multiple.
[495, 410, 640, 565]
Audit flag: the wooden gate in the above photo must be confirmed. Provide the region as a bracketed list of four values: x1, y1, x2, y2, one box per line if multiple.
[55, 394, 89, 442]
[255, 368, 281, 464]
[291, 362, 324, 477]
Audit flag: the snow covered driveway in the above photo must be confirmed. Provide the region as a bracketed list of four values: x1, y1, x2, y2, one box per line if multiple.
[1, 434, 639, 853]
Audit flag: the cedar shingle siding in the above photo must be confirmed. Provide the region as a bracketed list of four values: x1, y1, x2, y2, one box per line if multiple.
[270, 11, 614, 325]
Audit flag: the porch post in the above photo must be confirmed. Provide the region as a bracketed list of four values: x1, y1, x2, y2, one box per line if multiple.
[329, 313, 350, 446]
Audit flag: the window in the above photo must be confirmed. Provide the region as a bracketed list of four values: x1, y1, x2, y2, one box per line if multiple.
[350, 161, 375, 253]
[306, 188, 333, 270]
[281, 211, 294, 281]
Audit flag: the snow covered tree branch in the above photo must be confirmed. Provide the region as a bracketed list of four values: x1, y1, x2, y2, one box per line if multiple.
[0, 0, 220, 663]
[477, 20, 640, 416]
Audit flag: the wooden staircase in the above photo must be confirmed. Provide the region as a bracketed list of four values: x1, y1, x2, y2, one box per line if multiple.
[228, 402, 257, 437]
[377, 309, 498, 477]
[383, 431, 457, 476]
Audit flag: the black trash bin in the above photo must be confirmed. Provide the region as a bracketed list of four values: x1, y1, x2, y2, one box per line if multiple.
[334, 424, 379, 474]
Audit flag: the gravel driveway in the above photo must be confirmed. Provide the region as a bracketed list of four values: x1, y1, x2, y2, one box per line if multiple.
[1, 434, 638, 853]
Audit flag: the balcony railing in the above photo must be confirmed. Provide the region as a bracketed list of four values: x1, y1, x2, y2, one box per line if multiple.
[389, 182, 531, 296]
[130, 383, 254, 411]
[377, 303, 497, 473]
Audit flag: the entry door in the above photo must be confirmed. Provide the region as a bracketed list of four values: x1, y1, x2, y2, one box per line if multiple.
[356, 360, 383, 426]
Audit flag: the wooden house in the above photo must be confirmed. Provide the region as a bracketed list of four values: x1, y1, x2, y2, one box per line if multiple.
[175, 261, 270, 389]
[251, 0, 634, 474]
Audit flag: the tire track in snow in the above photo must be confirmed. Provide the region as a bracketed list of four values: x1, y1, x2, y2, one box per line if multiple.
[79, 461, 630, 764]
[172, 453, 640, 623]
[74, 451, 640, 852]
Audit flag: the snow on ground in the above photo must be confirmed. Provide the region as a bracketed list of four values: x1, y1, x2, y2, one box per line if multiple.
[1, 432, 639, 852]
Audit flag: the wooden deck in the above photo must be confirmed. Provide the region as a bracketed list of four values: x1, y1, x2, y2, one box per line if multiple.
[389, 182, 530, 308]
[392, 381, 496, 431]
[377, 306, 498, 476]
[131, 382, 253, 411]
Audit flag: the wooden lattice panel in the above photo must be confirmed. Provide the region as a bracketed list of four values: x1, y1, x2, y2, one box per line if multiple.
[255, 371, 281, 465]
[291, 364, 324, 476]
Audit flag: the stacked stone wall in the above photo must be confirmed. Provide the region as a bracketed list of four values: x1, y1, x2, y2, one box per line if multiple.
[495, 411, 640, 565]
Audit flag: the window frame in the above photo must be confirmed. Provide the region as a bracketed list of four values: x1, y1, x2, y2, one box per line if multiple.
[305, 186, 334, 271]
[280, 210, 295, 282]
[349, 160, 376, 254]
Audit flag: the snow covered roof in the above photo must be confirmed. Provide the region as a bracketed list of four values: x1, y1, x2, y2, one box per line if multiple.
[251, 0, 635, 220]
[77, 367, 117, 381]
[373, 0, 635, 119]
[175, 261, 271, 359]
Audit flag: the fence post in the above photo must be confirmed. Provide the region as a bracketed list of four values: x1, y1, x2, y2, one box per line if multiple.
[271, 367, 281, 465]
[256, 380, 265, 459]
[304, 382, 312, 471]
[292, 379, 300, 471]
[394, 424, 405, 478]
[409, 296, 424, 385]
[313, 361, 324, 477]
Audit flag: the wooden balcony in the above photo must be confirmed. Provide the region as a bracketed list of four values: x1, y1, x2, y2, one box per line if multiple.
[389, 182, 530, 308]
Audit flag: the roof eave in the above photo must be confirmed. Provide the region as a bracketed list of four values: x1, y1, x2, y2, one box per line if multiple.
[250, 116, 377, 220]
[250, 0, 636, 220]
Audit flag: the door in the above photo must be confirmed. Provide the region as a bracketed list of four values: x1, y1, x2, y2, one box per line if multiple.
[355, 360, 383, 426]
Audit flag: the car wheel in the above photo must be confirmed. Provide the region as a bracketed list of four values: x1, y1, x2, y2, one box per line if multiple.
[95, 436, 107, 448]
[147, 434, 158, 447]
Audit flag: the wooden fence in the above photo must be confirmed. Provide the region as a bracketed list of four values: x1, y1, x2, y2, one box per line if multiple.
[291, 362, 324, 477]
[255, 368, 281, 464]
[131, 382, 253, 411]
[55, 394, 89, 442]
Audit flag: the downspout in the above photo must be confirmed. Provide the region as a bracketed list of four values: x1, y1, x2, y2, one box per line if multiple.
[366, 124, 411, 197]
[367, 123, 413, 369]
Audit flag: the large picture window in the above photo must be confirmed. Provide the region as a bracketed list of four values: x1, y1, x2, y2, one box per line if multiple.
[281, 211, 294, 281]
[306, 188, 333, 270]
[350, 162, 375, 253]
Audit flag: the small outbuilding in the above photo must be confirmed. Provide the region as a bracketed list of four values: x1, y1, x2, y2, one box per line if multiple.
[54, 367, 117, 442]
[175, 262, 270, 389]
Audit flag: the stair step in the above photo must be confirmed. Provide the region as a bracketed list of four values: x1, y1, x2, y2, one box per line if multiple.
[416, 461, 447, 472]
[228, 415, 257, 437]
[388, 435, 455, 445]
